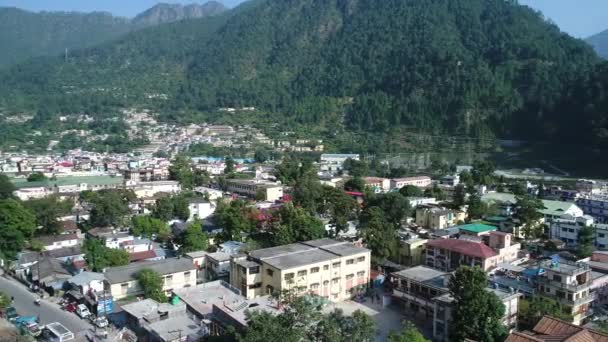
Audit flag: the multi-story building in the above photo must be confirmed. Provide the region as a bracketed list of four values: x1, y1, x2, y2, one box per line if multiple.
[104, 259, 197, 300]
[230, 239, 370, 302]
[425, 232, 521, 272]
[319, 154, 359, 172]
[225, 179, 284, 202]
[390, 176, 432, 190]
[505, 316, 608, 342]
[129, 180, 181, 198]
[550, 215, 608, 248]
[416, 205, 464, 230]
[537, 259, 594, 325]
[364, 177, 390, 192]
[398, 238, 428, 267]
[433, 289, 521, 341]
[188, 199, 215, 221]
[576, 194, 608, 224]
[34, 233, 79, 251]
[391, 266, 451, 318]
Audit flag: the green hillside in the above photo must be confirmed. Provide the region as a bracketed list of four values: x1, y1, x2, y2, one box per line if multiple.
[587, 29, 608, 59]
[1, 0, 607, 149]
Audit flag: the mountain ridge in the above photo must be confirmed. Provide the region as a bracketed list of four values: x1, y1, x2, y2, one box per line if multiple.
[587, 29, 608, 59]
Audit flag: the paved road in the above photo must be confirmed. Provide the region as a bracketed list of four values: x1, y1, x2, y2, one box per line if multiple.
[0, 275, 92, 335]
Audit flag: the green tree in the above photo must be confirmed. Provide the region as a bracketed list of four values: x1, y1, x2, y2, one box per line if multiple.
[424, 183, 446, 201]
[577, 225, 595, 258]
[515, 195, 546, 239]
[172, 195, 190, 221]
[509, 182, 527, 196]
[448, 266, 506, 342]
[399, 185, 423, 197]
[169, 155, 194, 189]
[271, 203, 325, 246]
[0, 199, 36, 260]
[178, 220, 209, 253]
[86, 190, 133, 227]
[321, 186, 358, 236]
[193, 169, 211, 187]
[453, 184, 466, 207]
[27, 172, 47, 182]
[131, 216, 170, 240]
[518, 297, 572, 330]
[344, 177, 366, 192]
[83, 238, 129, 271]
[224, 157, 236, 174]
[467, 193, 487, 220]
[388, 321, 429, 342]
[293, 173, 324, 213]
[214, 199, 257, 242]
[0, 292, 10, 309]
[367, 192, 411, 226]
[0, 174, 15, 199]
[137, 269, 167, 303]
[24, 195, 73, 235]
[343, 158, 369, 178]
[152, 197, 174, 222]
[358, 206, 397, 260]
[472, 161, 495, 186]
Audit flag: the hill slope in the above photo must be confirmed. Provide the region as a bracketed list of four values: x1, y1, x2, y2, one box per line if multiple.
[0, 0, 606, 148]
[0, 2, 226, 68]
[587, 29, 608, 59]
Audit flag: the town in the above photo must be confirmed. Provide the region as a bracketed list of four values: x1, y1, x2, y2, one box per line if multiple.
[2, 126, 608, 342]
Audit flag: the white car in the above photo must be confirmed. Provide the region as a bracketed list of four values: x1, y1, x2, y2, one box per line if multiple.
[93, 316, 109, 328]
[76, 304, 91, 319]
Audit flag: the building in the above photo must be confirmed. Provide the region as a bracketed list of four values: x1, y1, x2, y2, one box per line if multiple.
[398, 238, 428, 267]
[225, 179, 284, 202]
[34, 233, 79, 251]
[537, 259, 594, 325]
[482, 192, 584, 223]
[391, 266, 450, 318]
[129, 181, 181, 198]
[433, 289, 521, 342]
[67, 271, 105, 295]
[505, 315, 608, 342]
[319, 154, 359, 172]
[406, 197, 437, 208]
[88, 229, 134, 249]
[425, 232, 521, 272]
[576, 194, 608, 224]
[364, 177, 390, 192]
[230, 239, 370, 302]
[188, 199, 215, 221]
[104, 259, 197, 300]
[457, 223, 497, 237]
[416, 206, 464, 230]
[576, 179, 606, 194]
[194, 187, 224, 200]
[550, 214, 608, 248]
[205, 252, 231, 281]
[440, 175, 460, 187]
[390, 176, 432, 190]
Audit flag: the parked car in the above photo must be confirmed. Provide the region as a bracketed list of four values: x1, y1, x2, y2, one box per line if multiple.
[76, 304, 91, 319]
[5, 307, 18, 321]
[93, 316, 109, 328]
[24, 322, 42, 337]
[63, 302, 77, 313]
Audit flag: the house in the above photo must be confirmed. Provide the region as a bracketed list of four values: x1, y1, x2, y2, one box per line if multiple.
[391, 266, 450, 318]
[406, 197, 437, 208]
[390, 176, 432, 190]
[230, 239, 370, 302]
[416, 206, 465, 230]
[205, 252, 231, 281]
[550, 214, 608, 248]
[194, 187, 223, 200]
[425, 231, 521, 272]
[31, 257, 73, 293]
[433, 289, 521, 341]
[457, 223, 497, 237]
[104, 259, 197, 300]
[482, 192, 584, 223]
[576, 194, 608, 224]
[88, 229, 134, 249]
[225, 179, 284, 202]
[440, 175, 460, 187]
[188, 199, 215, 221]
[398, 238, 428, 267]
[364, 177, 390, 192]
[505, 315, 608, 342]
[319, 154, 359, 172]
[34, 233, 79, 251]
[67, 271, 105, 294]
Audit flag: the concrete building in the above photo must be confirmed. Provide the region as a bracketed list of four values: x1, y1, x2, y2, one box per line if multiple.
[406, 197, 437, 208]
[390, 176, 432, 190]
[482, 192, 584, 224]
[537, 259, 594, 325]
[457, 223, 497, 237]
[550, 214, 608, 248]
[225, 179, 284, 202]
[364, 177, 390, 192]
[129, 181, 181, 198]
[505, 315, 608, 342]
[416, 206, 464, 230]
[230, 239, 370, 302]
[206, 252, 231, 281]
[319, 154, 359, 172]
[34, 233, 79, 251]
[188, 199, 215, 221]
[398, 238, 428, 267]
[576, 194, 608, 224]
[391, 266, 450, 318]
[104, 259, 197, 300]
[425, 232, 521, 272]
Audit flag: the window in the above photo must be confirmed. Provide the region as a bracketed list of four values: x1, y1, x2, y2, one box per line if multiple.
[248, 283, 262, 289]
[561, 228, 568, 232]
[600, 234, 606, 238]
[250, 266, 260, 274]
[357, 256, 365, 262]
[332, 262, 341, 268]
[311, 283, 320, 290]
[332, 278, 340, 284]
[553, 275, 562, 282]
[266, 269, 274, 277]
[323, 280, 329, 286]
[346, 259, 354, 265]
[298, 286, 307, 293]
[184, 272, 191, 281]
[297, 270, 307, 277]
[311, 267, 320, 273]
[346, 274, 354, 280]
[357, 271, 365, 277]
[323, 265, 329, 271]
[284, 273, 294, 281]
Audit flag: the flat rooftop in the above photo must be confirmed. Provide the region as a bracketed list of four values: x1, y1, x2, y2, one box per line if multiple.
[174, 281, 242, 316]
[148, 315, 204, 341]
[104, 258, 196, 284]
[392, 266, 449, 288]
[213, 295, 281, 327]
[121, 298, 186, 320]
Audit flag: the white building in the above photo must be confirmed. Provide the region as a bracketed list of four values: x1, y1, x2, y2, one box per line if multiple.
[390, 176, 432, 190]
[550, 214, 608, 249]
[188, 200, 216, 221]
[35, 234, 79, 251]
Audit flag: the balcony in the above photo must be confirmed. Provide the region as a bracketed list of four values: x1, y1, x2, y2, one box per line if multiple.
[539, 259, 590, 276]
[551, 292, 596, 306]
[538, 277, 591, 292]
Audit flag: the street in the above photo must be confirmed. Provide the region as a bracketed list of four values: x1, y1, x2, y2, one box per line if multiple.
[0, 275, 93, 336]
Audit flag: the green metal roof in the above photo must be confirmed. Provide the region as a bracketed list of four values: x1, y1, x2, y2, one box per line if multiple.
[481, 192, 580, 217]
[457, 223, 497, 234]
[12, 175, 124, 189]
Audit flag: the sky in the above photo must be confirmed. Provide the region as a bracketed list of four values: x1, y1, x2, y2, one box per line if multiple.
[0, 0, 606, 38]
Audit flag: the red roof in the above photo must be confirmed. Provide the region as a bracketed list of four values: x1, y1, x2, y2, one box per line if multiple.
[129, 250, 157, 262]
[427, 239, 497, 259]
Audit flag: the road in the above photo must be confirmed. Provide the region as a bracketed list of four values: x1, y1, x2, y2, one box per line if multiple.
[0, 275, 93, 335]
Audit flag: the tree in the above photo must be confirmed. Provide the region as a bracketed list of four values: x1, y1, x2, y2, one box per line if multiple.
[518, 297, 572, 330]
[388, 321, 429, 342]
[321, 186, 358, 236]
[86, 190, 133, 227]
[27, 172, 47, 182]
[24, 195, 73, 235]
[178, 220, 209, 253]
[0, 199, 36, 260]
[453, 184, 466, 207]
[224, 157, 236, 174]
[472, 160, 495, 186]
[193, 169, 210, 187]
[131, 216, 170, 240]
[172, 195, 190, 221]
[344, 177, 366, 192]
[293, 173, 324, 213]
[254, 149, 270, 163]
[467, 193, 487, 220]
[342, 158, 369, 178]
[270, 203, 326, 246]
[214, 199, 257, 242]
[358, 206, 397, 260]
[83, 238, 129, 272]
[169, 155, 194, 189]
[424, 183, 446, 201]
[152, 197, 174, 222]
[399, 185, 423, 197]
[0, 174, 15, 200]
[367, 192, 411, 226]
[509, 182, 527, 196]
[515, 194, 545, 239]
[137, 269, 167, 303]
[577, 225, 595, 258]
[448, 266, 506, 342]
[0, 292, 10, 309]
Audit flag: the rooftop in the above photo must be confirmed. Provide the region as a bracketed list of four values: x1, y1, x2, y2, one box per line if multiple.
[148, 315, 204, 342]
[12, 175, 124, 189]
[505, 316, 608, 342]
[68, 271, 104, 286]
[481, 192, 581, 217]
[121, 298, 186, 321]
[207, 252, 231, 262]
[104, 258, 196, 284]
[427, 238, 498, 258]
[392, 266, 449, 289]
[457, 223, 497, 234]
[174, 281, 243, 316]
[35, 233, 78, 245]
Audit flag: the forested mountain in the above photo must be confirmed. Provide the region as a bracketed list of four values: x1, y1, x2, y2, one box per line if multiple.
[587, 29, 608, 59]
[0, 0, 606, 148]
[133, 2, 227, 26]
[0, 7, 132, 67]
[0, 2, 226, 68]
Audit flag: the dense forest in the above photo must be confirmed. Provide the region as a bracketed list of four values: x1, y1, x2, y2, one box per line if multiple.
[587, 29, 608, 59]
[0, 0, 607, 149]
[0, 2, 226, 68]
